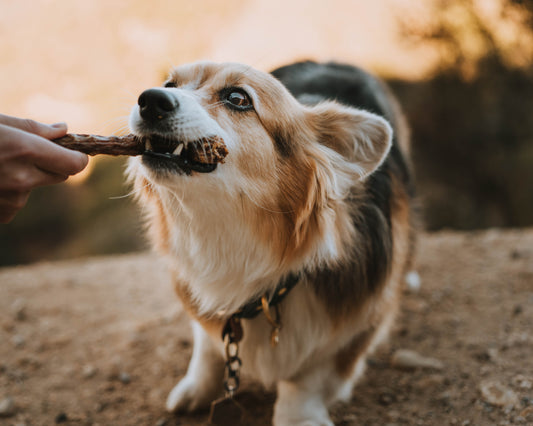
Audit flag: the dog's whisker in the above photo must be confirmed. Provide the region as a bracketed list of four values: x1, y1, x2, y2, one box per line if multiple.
[108, 181, 151, 200]
[96, 115, 130, 133]
[203, 101, 226, 110]
[111, 123, 132, 136]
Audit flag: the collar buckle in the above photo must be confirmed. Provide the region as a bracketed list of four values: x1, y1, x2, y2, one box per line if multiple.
[261, 295, 282, 347]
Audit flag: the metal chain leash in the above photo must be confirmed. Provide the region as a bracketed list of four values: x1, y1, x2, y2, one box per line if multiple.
[222, 317, 243, 397]
[209, 317, 245, 425]
[209, 287, 291, 425]
[209, 278, 301, 425]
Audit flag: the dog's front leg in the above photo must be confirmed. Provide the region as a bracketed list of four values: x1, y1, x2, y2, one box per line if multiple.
[166, 320, 225, 413]
[273, 360, 352, 426]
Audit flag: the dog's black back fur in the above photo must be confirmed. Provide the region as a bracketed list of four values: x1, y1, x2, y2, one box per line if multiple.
[271, 61, 415, 313]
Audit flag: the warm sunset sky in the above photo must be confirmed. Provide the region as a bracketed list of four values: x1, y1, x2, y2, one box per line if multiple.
[2, 0, 523, 135]
[0, 0, 443, 133]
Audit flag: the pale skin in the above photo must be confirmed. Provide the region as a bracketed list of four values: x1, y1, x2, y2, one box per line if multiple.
[0, 114, 88, 223]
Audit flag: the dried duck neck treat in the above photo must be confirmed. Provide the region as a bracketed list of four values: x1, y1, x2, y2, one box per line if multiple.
[53, 134, 228, 164]
[52, 134, 142, 156]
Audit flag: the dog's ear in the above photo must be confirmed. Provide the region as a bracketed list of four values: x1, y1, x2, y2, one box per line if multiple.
[308, 102, 393, 179]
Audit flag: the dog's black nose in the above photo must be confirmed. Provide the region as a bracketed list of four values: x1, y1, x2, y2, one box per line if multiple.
[138, 88, 179, 121]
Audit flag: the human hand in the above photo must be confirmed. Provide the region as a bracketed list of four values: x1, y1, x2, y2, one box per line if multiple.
[0, 114, 89, 223]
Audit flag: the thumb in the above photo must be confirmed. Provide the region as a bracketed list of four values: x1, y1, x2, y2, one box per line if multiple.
[0, 114, 68, 139]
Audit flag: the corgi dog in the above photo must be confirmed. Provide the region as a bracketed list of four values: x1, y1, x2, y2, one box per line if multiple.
[127, 60, 416, 426]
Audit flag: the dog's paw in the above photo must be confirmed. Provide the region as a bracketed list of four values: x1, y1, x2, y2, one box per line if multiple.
[274, 405, 334, 426]
[274, 417, 334, 426]
[165, 376, 218, 413]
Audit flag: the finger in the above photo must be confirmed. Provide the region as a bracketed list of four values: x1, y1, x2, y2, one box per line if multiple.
[0, 161, 68, 193]
[34, 168, 69, 187]
[33, 141, 89, 177]
[0, 124, 88, 177]
[0, 113, 68, 139]
[0, 190, 30, 223]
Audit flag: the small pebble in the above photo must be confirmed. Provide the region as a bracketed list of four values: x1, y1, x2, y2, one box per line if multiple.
[342, 413, 357, 422]
[402, 299, 428, 313]
[487, 347, 499, 362]
[476, 347, 499, 363]
[82, 364, 97, 379]
[119, 372, 131, 384]
[520, 406, 533, 419]
[513, 374, 532, 390]
[0, 396, 15, 417]
[479, 380, 519, 407]
[12, 335, 25, 348]
[386, 410, 400, 421]
[414, 374, 446, 390]
[379, 392, 395, 405]
[94, 402, 106, 413]
[438, 390, 453, 407]
[391, 349, 444, 371]
[11, 298, 27, 321]
[405, 271, 421, 292]
[55, 412, 68, 423]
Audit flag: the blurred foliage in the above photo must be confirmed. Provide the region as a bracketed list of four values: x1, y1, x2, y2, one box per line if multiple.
[389, 0, 533, 230]
[0, 157, 147, 266]
[1, 0, 533, 265]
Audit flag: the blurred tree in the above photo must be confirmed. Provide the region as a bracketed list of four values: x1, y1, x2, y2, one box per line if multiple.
[399, 0, 533, 77]
[390, 0, 533, 230]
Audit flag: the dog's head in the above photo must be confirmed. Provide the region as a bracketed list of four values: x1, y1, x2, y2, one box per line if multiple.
[128, 61, 392, 271]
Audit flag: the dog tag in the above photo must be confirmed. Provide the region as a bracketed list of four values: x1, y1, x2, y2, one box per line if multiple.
[208, 397, 245, 425]
[271, 325, 281, 347]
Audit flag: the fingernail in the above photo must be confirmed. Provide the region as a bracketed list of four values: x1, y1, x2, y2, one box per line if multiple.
[51, 122, 67, 129]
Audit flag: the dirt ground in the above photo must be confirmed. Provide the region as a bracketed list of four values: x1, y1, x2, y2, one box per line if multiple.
[1, 229, 532, 426]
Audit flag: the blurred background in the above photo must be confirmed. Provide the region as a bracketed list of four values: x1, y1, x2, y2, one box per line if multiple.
[1, 0, 532, 266]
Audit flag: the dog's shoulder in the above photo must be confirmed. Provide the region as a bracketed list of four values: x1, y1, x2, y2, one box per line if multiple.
[273, 61, 416, 318]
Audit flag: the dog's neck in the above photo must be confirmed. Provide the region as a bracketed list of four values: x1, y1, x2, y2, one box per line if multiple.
[152, 174, 351, 316]
[158, 184, 295, 316]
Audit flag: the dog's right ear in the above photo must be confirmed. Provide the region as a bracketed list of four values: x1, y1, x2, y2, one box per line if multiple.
[308, 102, 393, 179]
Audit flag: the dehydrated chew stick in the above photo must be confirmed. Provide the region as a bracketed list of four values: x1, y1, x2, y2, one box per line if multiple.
[53, 134, 228, 164]
[53, 134, 143, 156]
[189, 136, 228, 164]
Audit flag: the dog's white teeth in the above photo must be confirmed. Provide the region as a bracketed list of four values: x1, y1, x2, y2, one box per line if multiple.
[145, 139, 153, 151]
[173, 144, 184, 156]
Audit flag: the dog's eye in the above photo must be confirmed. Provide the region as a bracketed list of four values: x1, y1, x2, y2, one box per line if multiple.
[164, 81, 177, 88]
[227, 91, 249, 106]
[223, 88, 253, 111]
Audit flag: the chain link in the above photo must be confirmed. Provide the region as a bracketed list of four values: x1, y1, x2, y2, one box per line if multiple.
[222, 318, 243, 398]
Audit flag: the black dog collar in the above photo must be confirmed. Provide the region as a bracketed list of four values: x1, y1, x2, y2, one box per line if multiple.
[230, 272, 301, 320]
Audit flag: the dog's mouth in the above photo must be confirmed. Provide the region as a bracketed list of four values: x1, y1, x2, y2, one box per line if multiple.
[140, 135, 218, 175]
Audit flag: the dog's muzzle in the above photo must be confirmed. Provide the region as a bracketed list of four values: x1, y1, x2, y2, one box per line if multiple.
[136, 88, 219, 175]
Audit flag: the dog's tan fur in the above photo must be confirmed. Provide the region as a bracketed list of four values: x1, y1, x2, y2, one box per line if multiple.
[127, 61, 415, 425]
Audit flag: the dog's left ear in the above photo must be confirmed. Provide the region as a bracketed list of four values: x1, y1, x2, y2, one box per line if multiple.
[308, 102, 393, 179]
